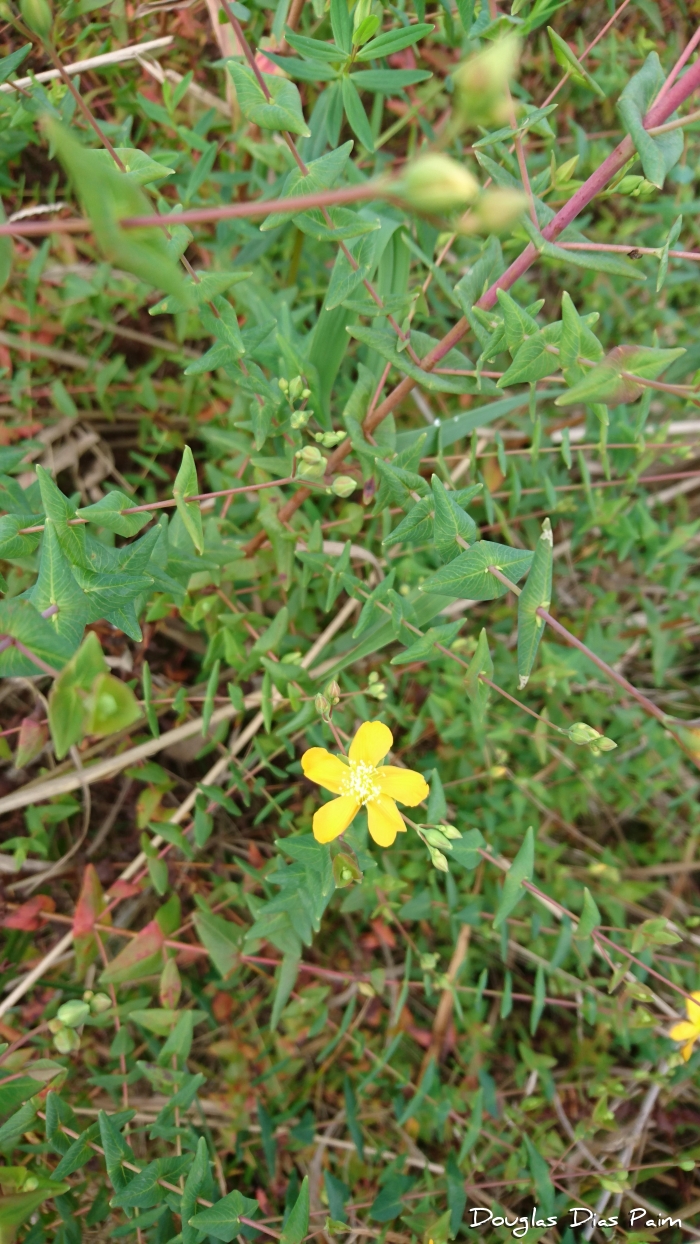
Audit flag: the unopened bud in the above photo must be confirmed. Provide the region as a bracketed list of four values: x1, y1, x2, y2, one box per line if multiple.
[278, 377, 289, 393]
[333, 852, 363, 888]
[20, 0, 53, 37]
[454, 35, 520, 128]
[596, 736, 617, 752]
[424, 827, 454, 852]
[289, 376, 304, 400]
[56, 1000, 90, 1028]
[331, 475, 357, 498]
[47, 1018, 63, 1035]
[297, 458, 327, 480]
[89, 993, 112, 1014]
[290, 410, 309, 429]
[428, 846, 449, 872]
[401, 154, 479, 214]
[325, 680, 341, 705]
[296, 445, 323, 464]
[459, 188, 528, 236]
[315, 692, 331, 721]
[568, 722, 600, 746]
[439, 823, 462, 840]
[53, 1027, 80, 1054]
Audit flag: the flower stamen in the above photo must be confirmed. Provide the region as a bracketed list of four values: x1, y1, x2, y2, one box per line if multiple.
[339, 759, 380, 806]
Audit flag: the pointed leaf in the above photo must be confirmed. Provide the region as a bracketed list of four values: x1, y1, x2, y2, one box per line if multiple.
[517, 517, 553, 688]
[100, 920, 165, 985]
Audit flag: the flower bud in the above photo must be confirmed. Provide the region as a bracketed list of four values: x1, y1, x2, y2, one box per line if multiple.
[428, 846, 449, 873]
[454, 35, 520, 128]
[424, 827, 454, 852]
[439, 823, 462, 840]
[596, 736, 617, 752]
[459, 188, 528, 236]
[401, 154, 479, 214]
[297, 459, 327, 480]
[568, 722, 600, 746]
[332, 852, 363, 888]
[53, 1027, 80, 1054]
[89, 992, 112, 1015]
[296, 445, 323, 464]
[325, 680, 341, 705]
[331, 475, 357, 498]
[289, 376, 304, 400]
[47, 1018, 63, 1035]
[20, 0, 53, 37]
[301, 388, 311, 399]
[290, 410, 309, 429]
[278, 377, 289, 393]
[315, 692, 331, 722]
[56, 1000, 90, 1028]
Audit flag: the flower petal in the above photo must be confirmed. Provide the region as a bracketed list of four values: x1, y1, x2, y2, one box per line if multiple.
[669, 1021, 698, 1043]
[349, 720, 393, 766]
[682, 1039, 697, 1062]
[312, 795, 359, 844]
[687, 993, 700, 1027]
[301, 747, 349, 794]
[367, 794, 406, 847]
[376, 765, 429, 806]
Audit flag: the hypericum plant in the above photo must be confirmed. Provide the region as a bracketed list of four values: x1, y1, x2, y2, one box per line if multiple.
[0, 0, 699, 1240]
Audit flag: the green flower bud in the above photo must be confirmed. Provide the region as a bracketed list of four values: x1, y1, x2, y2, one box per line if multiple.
[20, 0, 53, 37]
[424, 827, 453, 851]
[325, 680, 341, 705]
[47, 1018, 63, 1034]
[400, 154, 479, 215]
[278, 377, 289, 392]
[296, 445, 323, 464]
[454, 35, 520, 128]
[53, 1027, 80, 1054]
[439, 823, 462, 840]
[332, 852, 363, 888]
[301, 388, 312, 399]
[82, 989, 94, 1002]
[568, 722, 600, 746]
[315, 692, 331, 721]
[290, 410, 309, 429]
[56, 999, 90, 1028]
[297, 459, 327, 480]
[428, 846, 449, 873]
[331, 475, 357, 498]
[596, 736, 617, 752]
[89, 993, 112, 1014]
[459, 188, 528, 236]
[289, 376, 304, 400]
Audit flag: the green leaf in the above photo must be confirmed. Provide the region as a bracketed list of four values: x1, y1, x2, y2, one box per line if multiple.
[523, 1135, 554, 1217]
[341, 74, 375, 151]
[251, 606, 288, 656]
[575, 888, 601, 941]
[99, 1110, 137, 1198]
[431, 475, 477, 562]
[100, 920, 165, 985]
[45, 119, 190, 302]
[0, 1078, 43, 1118]
[228, 61, 310, 136]
[465, 628, 493, 723]
[618, 52, 683, 187]
[330, 0, 352, 52]
[547, 27, 604, 96]
[294, 207, 380, 242]
[82, 672, 141, 737]
[521, 217, 646, 281]
[112, 1155, 190, 1208]
[36, 464, 88, 570]
[0, 598, 73, 679]
[189, 1190, 259, 1242]
[30, 524, 89, 651]
[492, 826, 534, 929]
[182, 1136, 211, 1244]
[656, 213, 683, 292]
[284, 32, 344, 62]
[173, 446, 204, 555]
[0, 44, 31, 84]
[355, 22, 434, 60]
[420, 541, 533, 600]
[91, 147, 175, 185]
[0, 514, 40, 560]
[280, 1174, 309, 1244]
[555, 344, 685, 407]
[517, 517, 553, 688]
[497, 328, 559, 387]
[348, 325, 475, 394]
[0, 1182, 70, 1233]
[351, 68, 431, 91]
[192, 910, 242, 978]
[390, 620, 462, 665]
[77, 491, 151, 537]
[270, 950, 301, 1031]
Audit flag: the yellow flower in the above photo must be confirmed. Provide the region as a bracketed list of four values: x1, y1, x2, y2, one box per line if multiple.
[301, 720, 429, 848]
[669, 990, 700, 1061]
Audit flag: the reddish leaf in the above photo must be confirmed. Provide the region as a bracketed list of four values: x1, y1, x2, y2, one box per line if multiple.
[14, 718, 48, 770]
[100, 920, 165, 985]
[108, 880, 142, 900]
[4, 895, 55, 932]
[73, 864, 108, 939]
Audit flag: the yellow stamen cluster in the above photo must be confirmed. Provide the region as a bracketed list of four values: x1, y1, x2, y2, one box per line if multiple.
[339, 760, 380, 805]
